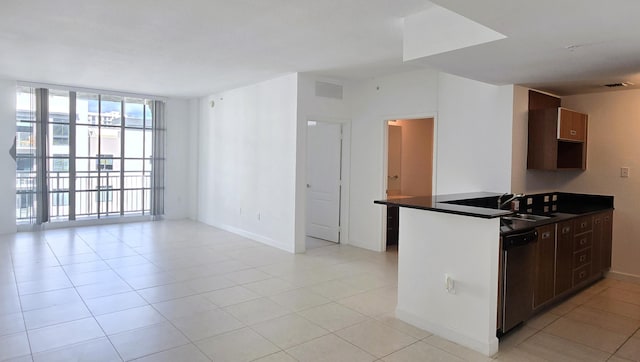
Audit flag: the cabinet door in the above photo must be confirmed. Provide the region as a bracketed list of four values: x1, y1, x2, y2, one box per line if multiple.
[555, 221, 573, 296]
[592, 213, 603, 275]
[534, 224, 556, 308]
[602, 211, 613, 270]
[558, 108, 587, 142]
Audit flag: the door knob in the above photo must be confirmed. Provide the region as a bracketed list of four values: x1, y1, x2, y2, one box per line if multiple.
[306, 184, 311, 188]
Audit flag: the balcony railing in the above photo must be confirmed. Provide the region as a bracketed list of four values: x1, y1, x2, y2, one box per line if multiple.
[16, 170, 152, 223]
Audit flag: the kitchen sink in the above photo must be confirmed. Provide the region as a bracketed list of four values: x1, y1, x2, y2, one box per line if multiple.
[502, 213, 553, 222]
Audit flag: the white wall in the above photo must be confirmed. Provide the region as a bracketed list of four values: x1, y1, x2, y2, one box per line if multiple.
[187, 98, 200, 220]
[0, 79, 17, 234]
[396, 208, 500, 356]
[163, 98, 192, 220]
[435, 73, 513, 194]
[346, 69, 515, 252]
[197, 74, 299, 253]
[346, 69, 439, 251]
[295, 74, 351, 252]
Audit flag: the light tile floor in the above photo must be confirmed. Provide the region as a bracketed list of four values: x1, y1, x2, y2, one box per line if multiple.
[0, 220, 638, 361]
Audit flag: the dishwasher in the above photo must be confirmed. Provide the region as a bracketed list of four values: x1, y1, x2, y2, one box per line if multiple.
[499, 228, 538, 335]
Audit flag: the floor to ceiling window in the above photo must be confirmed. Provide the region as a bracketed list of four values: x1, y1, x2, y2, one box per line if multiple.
[15, 86, 165, 225]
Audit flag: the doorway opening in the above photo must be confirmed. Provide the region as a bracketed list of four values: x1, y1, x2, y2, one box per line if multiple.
[385, 118, 435, 249]
[306, 120, 343, 249]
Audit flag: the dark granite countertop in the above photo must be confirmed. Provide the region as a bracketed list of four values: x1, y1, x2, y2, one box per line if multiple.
[374, 192, 614, 236]
[374, 192, 513, 219]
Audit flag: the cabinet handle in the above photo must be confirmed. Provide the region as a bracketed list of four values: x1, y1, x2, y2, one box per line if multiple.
[579, 238, 587, 245]
[570, 130, 577, 136]
[562, 226, 571, 234]
[579, 270, 586, 279]
[595, 219, 601, 225]
[581, 222, 588, 228]
[579, 255, 586, 262]
[542, 232, 551, 239]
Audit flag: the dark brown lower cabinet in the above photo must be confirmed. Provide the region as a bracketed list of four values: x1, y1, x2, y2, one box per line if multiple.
[530, 210, 612, 315]
[601, 211, 613, 270]
[386, 206, 399, 246]
[534, 224, 556, 308]
[555, 220, 573, 296]
[592, 213, 604, 278]
[500, 209, 614, 335]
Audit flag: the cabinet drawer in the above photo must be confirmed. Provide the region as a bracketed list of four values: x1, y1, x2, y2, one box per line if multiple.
[573, 216, 593, 234]
[573, 247, 592, 269]
[573, 264, 591, 285]
[573, 232, 592, 251]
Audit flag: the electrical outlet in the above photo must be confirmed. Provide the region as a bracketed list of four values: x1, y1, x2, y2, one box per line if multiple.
[445, 274, 455, 294]
[621, 167, 630, 178]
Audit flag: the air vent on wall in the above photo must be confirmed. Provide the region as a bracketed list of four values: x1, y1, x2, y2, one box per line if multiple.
[315, 81, 343, 99]
[604, 82, 634, 88]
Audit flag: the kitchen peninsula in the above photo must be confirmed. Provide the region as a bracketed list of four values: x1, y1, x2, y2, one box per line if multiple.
[375, 192, 614, 356]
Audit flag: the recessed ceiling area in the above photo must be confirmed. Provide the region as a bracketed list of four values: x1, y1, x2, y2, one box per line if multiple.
[419, 0, 640, 95]
[1, 0, 640, 97]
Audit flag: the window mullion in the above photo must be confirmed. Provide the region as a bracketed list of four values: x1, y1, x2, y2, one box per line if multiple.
[97, 94, 101, 219]
[69, 92, 77, 220]
[142, 103, 146, 215]
[35, 88, 50, 224]
[120, 100, 125, 216]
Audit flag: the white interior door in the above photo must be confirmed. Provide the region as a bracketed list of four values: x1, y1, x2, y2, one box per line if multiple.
[306, 121, 342, 243]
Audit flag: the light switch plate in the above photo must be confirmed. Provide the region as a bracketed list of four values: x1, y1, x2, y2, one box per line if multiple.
[621, 167, 630, 178]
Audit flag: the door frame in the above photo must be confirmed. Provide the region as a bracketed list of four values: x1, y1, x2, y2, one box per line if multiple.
[304, 118, 352, 248]
[380, 113, 438, 252]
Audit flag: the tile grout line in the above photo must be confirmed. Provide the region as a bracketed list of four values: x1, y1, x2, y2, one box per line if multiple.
[44, 230, 126, 361]
[607, 325, 640, 360]
[8, 235, 36, 361]
[79, 227, 214, 361]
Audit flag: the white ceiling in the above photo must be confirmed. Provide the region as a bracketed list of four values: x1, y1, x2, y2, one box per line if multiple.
[425, 0, 640, 95]
[1, 0, 640, 97]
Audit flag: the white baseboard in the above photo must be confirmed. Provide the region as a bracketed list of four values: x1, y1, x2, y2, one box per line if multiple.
[395, 308, 499, 357]
[606, 270, 640, 284]
[202, 221, 295, 253]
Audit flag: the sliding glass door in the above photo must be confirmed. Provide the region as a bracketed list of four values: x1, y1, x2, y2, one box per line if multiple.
[16, 86, 164, 225]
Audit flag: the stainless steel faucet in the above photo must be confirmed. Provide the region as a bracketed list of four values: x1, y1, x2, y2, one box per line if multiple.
[498, 193, 525, 210]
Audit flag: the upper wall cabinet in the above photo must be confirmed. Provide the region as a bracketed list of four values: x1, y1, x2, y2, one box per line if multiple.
[558, 108, 587, 142]
[527, 107, 588, 171]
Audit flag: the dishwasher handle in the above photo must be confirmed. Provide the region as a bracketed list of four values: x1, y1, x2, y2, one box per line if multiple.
[504, 230, 538, 250]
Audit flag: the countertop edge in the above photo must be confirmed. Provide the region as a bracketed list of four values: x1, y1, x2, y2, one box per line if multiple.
[374, 199, 512, 219]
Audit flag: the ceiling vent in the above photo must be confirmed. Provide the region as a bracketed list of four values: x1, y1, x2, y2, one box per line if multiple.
[604, 82, 633, 88]
[315, 81, 343, 99]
